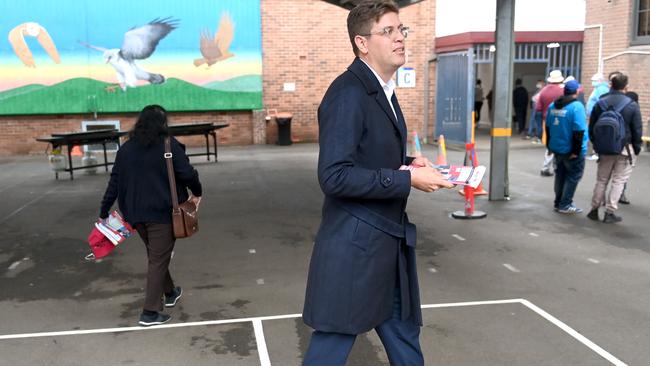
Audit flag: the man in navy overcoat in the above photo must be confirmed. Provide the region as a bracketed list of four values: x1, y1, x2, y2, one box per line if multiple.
[302, 1, 454, 365]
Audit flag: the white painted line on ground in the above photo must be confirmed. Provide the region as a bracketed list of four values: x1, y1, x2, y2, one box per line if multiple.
[452, 234, 466, 241]
[427, 268, 437, 273]
[0, 298, 627, 365]
[1, 300, 526, 341]
[529, 232, 539, 237]
[420, 298, 523, 309]
[7, 261, 22, 270]
[0, 313, 303, 340]
[0, 188, 57, 225]
[519, 299, 627, 366]
[253, 319, 272, 366]
[249, 249, 257, 254]
[588, 258, 600, 264]
[257, 278, 265, 285]
[503, 263, 521, 273]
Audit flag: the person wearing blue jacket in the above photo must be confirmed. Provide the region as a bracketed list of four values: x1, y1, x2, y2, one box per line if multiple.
[546, 80, 588, 214]
[586, 73, 610, 116]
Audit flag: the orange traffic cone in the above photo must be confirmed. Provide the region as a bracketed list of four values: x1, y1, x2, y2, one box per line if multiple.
[435, 135, 447, 166]
[71, 145, 83, 156]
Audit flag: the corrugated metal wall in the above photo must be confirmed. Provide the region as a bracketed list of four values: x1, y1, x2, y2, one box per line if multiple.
[474, 43, 582, 79]
[435, 50, 474, 144]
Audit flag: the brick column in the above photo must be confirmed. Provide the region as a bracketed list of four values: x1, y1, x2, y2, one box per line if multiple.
[252, 109, 267, 145]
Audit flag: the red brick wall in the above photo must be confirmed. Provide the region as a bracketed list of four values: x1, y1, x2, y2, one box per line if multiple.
[583, 0, 649, 135]
[262, 0, 436, 144]
[0, 111, 252, 156]
[0, 0, 436, 155]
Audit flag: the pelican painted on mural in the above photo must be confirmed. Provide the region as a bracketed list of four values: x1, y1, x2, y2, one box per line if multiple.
[8, 22, 60, 68]
[80, 17, 178, 91]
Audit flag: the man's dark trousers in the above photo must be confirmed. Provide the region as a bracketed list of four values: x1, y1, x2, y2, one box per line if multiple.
[553, 154, 585, 209]
[474, 101, 483, 123]
[515, 107, 527, 134]
[303, 285, 423, 365]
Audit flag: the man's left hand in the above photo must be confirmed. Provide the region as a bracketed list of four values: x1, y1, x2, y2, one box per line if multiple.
[411, 156, 433, 167]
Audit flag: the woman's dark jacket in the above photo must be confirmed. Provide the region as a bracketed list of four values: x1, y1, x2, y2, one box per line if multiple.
[100, 136, 202, 225]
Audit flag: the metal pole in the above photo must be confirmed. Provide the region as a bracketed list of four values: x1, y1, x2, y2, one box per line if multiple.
[489, 0, 515, 201]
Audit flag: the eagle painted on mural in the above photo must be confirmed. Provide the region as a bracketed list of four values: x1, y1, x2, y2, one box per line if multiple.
[194, 13, 235, 67]
[81, 17, 178, 91]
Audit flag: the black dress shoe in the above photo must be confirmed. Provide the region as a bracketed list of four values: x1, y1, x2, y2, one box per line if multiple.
[618, 194, 630, 205]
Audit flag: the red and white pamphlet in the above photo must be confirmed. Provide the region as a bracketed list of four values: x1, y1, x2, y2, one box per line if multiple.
[399, 164, 486, 189]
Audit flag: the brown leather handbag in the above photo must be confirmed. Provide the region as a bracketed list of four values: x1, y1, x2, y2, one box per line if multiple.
[164, 137, 198, 238]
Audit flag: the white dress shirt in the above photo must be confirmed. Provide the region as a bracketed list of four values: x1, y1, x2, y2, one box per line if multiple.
[360, 59, 398, 120]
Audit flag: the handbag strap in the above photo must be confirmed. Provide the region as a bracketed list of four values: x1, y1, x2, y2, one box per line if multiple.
[164, 137, 180, 211]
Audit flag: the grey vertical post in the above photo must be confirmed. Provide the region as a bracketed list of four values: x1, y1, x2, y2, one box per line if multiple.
[489, 0, 515, 201]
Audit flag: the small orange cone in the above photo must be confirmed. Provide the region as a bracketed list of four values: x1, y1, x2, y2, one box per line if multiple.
[71, 145, 83, 156]
[435, 135, 447, 165]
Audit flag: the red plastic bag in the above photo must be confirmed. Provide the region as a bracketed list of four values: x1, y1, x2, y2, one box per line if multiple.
[86, 226, 117, 260]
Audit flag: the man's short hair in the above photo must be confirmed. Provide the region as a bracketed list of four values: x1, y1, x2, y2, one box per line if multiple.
[477, 79, 482, 85]
[608, 71, 622, 81]
[347, 0, 399, 56]
[515, 78, 522, 85]
[610, 72, 628, 91]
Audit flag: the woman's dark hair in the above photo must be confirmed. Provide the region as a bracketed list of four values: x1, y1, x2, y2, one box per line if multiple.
[130, 104, 169, 147]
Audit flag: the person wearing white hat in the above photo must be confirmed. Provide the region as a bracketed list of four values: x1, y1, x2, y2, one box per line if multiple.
[535, 69, 565, 176]
[586, 73, 609, 116]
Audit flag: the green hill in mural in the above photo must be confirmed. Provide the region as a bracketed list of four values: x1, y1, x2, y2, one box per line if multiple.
[0, 84, 46, 101]
[0, 77, 262, 115]
[203, 75, 262, 92]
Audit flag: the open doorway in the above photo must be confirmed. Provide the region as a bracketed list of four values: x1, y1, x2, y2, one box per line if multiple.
[474, 62, 547, 131]
[513, 62, 547, 136]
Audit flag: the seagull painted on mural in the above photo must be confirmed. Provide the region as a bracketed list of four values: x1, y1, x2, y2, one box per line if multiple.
[80, 17, 178, 91]
[194, 13, 235, 67]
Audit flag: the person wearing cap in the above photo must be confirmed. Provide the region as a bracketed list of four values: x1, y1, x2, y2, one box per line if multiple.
[564, 75, 585, 105]
[545, 79, 588, 214]
[536, 69, 566, 176]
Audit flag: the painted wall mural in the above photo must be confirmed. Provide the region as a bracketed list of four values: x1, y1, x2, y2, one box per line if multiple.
[0, 1, 263, 114]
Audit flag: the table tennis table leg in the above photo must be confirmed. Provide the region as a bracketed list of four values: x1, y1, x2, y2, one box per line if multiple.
[102, 142, 109, 172]
[204, 133, 210, 161]
[211, 132, 218, 162]
[67, 144, 74, 180]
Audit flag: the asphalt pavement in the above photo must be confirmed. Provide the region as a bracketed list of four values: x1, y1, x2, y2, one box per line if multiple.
[1, 132, 649, 365]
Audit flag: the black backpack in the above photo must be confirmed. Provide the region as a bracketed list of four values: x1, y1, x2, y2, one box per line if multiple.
[592, 97, 632, 155]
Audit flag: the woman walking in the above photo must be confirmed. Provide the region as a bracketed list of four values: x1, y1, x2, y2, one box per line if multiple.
[99, 105, 202, 326]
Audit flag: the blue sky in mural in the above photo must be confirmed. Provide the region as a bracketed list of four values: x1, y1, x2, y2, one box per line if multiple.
[0, 0, 262, 56]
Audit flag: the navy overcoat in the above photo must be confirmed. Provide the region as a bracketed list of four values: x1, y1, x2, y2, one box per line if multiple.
[303, 58, 422, 335]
